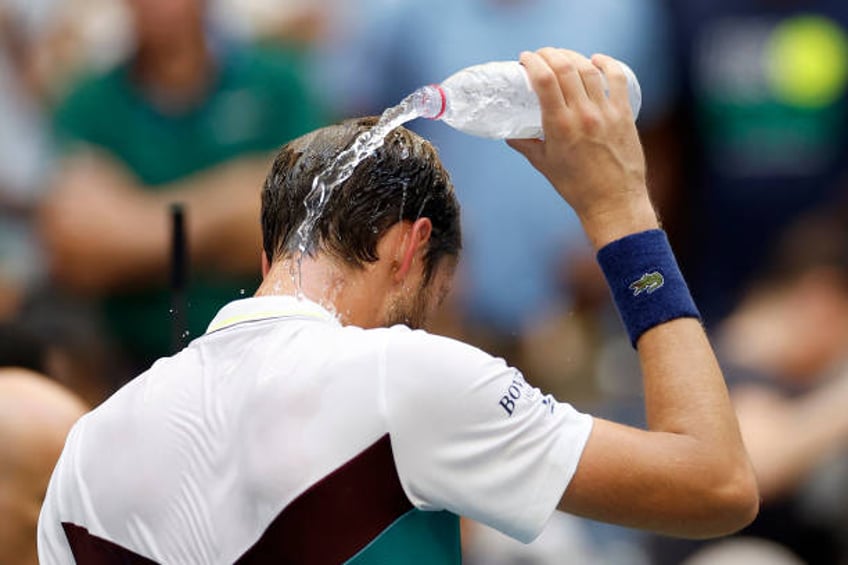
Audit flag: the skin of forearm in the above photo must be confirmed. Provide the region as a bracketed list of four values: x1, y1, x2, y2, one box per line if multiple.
[563, 321, 757, 538]
[43, 152, 270, 292]
[155, 156, 269, 275]
[741, 373, 848, 498]
[580, 196, 745, 449]
[511, 48, 758, 538]
[562, 205, 758, 537]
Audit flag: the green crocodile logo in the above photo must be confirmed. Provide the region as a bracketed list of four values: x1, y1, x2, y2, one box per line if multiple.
[629, 271, 664, 296]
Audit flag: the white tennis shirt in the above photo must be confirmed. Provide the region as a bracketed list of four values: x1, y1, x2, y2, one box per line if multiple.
[38, 295, 593, 564]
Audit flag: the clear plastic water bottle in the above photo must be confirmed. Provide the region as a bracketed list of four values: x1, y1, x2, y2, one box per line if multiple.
[412, 60, 642, 139]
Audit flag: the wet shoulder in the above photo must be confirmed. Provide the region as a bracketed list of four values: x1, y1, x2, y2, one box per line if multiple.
[378, 325, 511, 393]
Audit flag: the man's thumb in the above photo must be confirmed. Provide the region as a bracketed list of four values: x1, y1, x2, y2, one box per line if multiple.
[505, 138, 543, 164]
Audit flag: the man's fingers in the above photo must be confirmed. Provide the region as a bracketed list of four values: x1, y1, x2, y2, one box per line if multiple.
[536, 48, 589, 110]
[591, 54, 630, 115]
[520, 50, 568, 127]
[579, 61, 607, 106]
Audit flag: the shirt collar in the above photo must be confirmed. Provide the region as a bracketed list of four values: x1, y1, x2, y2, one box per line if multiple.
[205, 295, 340, 334]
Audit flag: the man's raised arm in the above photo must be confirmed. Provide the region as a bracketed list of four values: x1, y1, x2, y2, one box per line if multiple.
[508, 48, 759, 538]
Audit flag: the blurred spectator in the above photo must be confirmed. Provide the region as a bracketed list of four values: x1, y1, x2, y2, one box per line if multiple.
[0, 0, 141, 323]
[0, 323, 51, 375]
[0, 0, 54, 318]
[40, 0, 326, 373]
[0, 307, 112, 406]
[311, 0, 677, 390]
[0, 368, 87, 565]
[0, 0, 128, 404]
[650, 208, 848, 564]
[211, 0, 331, 45]
[680, 538, 804, 565]
[7, 296, 117, 406]
[666, 1, 848, 326]
[462, 511, 601, 565]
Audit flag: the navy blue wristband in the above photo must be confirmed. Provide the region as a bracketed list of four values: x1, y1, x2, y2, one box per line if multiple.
[597, 229, 701, 348]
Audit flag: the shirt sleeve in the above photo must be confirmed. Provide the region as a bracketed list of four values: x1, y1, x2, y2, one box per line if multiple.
[380, 328, 594, 543]
[37, 423, 80, 564]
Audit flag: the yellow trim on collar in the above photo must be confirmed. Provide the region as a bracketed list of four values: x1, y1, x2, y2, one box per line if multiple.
[206, 309, 331, 334]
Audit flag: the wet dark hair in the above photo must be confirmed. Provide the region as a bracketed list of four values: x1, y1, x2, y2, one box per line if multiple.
[261, 117, 461, 283]
[0, 323, 47, 374]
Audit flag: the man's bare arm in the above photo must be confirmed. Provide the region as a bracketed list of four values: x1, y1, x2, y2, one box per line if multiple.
[732, 373, 848, 500]
[509, 48, 758, 538]
[40, 150, 269, 292]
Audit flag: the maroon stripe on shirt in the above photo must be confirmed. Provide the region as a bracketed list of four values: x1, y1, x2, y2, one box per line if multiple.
[236, 433, 413, 564]
[60, 434, 411, 564]
[62, 522, 157, 564]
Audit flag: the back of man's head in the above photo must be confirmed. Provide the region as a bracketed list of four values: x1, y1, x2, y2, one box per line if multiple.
[261, 117, 462, 284]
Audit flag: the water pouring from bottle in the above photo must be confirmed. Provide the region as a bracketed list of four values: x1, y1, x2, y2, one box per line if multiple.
[288, 56, 641, 293]
[289, 90, 430, 292]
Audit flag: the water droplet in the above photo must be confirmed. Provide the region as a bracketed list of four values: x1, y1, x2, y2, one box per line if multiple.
[399, 181, 408, 222]
[415, 195, 431, 219]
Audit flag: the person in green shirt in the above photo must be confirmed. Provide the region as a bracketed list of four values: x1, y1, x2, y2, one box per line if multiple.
[42, 0, 325, 373]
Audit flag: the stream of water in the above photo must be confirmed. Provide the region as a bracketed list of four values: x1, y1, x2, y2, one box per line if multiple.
[290, 89, 427, 291]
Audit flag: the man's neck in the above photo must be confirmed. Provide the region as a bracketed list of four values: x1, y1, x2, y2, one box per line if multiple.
[256, 258, 391, 329]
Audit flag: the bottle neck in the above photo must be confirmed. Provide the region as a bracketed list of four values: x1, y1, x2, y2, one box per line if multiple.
[412, 84, 447, 120]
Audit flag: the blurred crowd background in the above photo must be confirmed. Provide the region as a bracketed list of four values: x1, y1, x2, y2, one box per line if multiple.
[2, 0, 848, 563]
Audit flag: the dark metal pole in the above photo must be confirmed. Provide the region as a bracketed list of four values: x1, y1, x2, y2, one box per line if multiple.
[170, 202, 188, 353]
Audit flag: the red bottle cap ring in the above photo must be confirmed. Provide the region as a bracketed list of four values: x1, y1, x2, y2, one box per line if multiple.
[430, 83, 447, 120]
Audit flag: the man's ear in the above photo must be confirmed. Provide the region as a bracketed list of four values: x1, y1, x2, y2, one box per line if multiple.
[261, 252, 271, 278]
[395, 218, 432, 282]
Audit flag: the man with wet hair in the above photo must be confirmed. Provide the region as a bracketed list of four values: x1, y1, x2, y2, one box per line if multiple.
[260, 116, 461, 301]
[39, 49, 758, 563]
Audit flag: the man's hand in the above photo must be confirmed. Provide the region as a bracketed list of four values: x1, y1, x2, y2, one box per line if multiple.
[507, 48, 658, 249]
